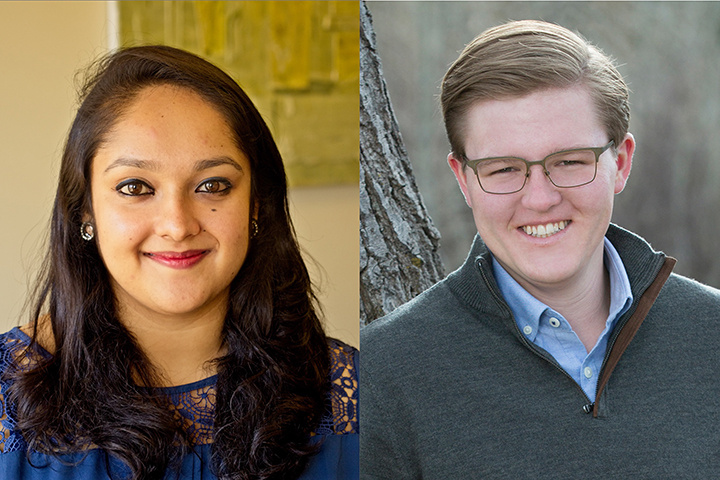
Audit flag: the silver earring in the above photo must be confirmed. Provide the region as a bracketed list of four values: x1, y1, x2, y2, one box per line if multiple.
[81, 222, 95, 241]
[250, 219, 259, 239]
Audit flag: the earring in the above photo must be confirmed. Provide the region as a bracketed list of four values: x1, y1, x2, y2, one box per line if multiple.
[81, 222, 95, 241]
[250, 219, 259, 239]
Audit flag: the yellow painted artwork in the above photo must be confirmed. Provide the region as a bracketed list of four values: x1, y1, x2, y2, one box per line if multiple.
[118, 1, 359, 186]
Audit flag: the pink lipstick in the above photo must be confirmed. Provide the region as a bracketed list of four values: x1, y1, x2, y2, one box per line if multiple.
[144, 250, 209, 269]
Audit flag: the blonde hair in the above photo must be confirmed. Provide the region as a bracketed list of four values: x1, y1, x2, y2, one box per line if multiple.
[441, 20, 629, 158]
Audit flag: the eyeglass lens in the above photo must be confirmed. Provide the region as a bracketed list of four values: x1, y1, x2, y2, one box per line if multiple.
[475, 149, 598, 194]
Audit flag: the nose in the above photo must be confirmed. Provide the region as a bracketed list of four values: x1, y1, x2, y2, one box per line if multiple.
[154, 193, 201, 241]
[520, 165, 562, 211]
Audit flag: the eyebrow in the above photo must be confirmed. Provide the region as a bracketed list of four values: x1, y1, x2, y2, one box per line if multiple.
[194, 156, 243, 172]
[466, 144, 598, 161]
[104, 156, 244, 173]
[104, 157, 157, 173]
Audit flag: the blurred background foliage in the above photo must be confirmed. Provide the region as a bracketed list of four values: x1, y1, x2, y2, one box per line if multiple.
[119, 1, 359, 187]
[369, 1, 720, 288]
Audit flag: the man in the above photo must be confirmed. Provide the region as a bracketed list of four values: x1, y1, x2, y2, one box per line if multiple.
[360, 20, 720, 478]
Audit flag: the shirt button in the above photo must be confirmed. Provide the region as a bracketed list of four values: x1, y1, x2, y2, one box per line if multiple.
[584, 367, 593, 379]
[549, 317, 561, 328]
[523, 326, 533, 335]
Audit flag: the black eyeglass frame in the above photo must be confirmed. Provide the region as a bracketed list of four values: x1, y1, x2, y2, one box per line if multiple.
[461, 140, 615, 195]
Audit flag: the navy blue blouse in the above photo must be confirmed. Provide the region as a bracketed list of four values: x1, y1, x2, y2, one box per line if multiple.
[0, 328, 358, 479]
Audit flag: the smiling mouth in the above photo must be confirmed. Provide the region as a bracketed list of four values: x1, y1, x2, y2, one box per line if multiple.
[144, 250, 209, 269]
[521, 220, 570, 238]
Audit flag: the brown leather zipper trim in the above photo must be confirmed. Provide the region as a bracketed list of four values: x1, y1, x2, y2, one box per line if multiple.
[592, 256, 677, 418]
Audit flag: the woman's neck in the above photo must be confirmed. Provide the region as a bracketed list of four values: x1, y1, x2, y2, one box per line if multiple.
[23, 298, 227, 387]
[117, 300, 227, 387]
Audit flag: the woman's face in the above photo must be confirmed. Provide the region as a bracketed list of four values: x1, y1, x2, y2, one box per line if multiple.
[89, 84, 253, 321]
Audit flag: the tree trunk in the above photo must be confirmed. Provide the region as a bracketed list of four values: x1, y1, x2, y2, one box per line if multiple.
[359, 1, 444, 326]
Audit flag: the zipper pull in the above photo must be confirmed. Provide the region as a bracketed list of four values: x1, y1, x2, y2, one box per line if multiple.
[583, 403, 594, 414]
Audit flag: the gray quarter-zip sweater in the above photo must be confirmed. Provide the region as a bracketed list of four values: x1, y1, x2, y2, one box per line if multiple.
[360, 224, 720, 479]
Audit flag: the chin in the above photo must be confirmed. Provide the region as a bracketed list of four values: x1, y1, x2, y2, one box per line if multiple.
[148, 296, 214, 317]
[518, 259, 579, 286]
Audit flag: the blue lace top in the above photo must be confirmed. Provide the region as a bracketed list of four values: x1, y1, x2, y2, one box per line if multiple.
[0, 327, 358, 479]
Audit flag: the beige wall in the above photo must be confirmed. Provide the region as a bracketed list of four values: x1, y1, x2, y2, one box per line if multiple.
[290, 185, 359, 347]
[0, 1, 358, 348]
[0, 1, 109, 330]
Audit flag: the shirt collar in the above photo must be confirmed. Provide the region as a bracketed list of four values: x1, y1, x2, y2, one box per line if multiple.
[492, 257, 545, 342]
[604, 237, 634, 322]
[492, 237, 634, 340]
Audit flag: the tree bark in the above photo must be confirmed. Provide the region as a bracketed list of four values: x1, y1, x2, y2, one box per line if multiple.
[359, 1, 444, 326]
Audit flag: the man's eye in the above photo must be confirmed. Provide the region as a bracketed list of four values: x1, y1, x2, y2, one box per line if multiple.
[491, 166, 520, 175]
[116, 180, 153, 196]
[196, 178, 232, 194]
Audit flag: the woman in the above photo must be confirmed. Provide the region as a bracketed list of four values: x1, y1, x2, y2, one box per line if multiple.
[0, 46, 358, 479]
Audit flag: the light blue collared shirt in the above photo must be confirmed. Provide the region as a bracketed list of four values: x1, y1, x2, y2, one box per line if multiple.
[492, 237, 633, 402]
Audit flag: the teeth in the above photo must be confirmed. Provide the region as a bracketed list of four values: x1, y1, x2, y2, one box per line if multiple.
[522, 221, 569, 238]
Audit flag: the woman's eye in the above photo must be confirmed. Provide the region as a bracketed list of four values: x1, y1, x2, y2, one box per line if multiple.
[116, 179, 153, 196]
[196, 178, 232, 194]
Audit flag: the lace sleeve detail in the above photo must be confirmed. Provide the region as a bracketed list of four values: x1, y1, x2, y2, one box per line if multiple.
[315, 338, 358, 435]
[0, 329, 31, 453]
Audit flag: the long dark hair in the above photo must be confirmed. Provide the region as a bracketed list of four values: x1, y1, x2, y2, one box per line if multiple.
[9, 45, 329, 479]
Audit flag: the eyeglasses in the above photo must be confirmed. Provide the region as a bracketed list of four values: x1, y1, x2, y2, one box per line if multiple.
[462, 141, 615, 195]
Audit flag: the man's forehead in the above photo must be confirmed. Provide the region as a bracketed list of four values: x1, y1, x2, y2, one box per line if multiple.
[461, 86, 605, 158]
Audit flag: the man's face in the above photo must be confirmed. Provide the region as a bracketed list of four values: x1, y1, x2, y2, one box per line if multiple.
[448, 86, 634, 295]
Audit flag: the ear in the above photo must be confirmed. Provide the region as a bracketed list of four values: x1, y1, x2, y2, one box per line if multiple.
[614, 133, 635, 194]
[448, 152, 472, 207]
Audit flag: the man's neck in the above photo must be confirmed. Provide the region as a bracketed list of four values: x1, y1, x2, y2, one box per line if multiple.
[533, 267, 610, 353]
[515, 246, 611, 353]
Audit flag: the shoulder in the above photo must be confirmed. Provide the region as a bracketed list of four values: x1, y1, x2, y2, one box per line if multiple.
[328, 337, 357, 370]
[359, 285, 473, 405]
[635, 272, 720, 340]
[360, 268, 482, 366]
[315, 338, 358, 436]
[0, 328, 17, 366]
[657, 272, 720, 310]
[665, 272, 720, 296]
[362, 276, 456, 341]
[0, 327, 33, 375]
[361, 241, 495, 349]
[328, 338, 358, 409]
[0, 327, 32, 454]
